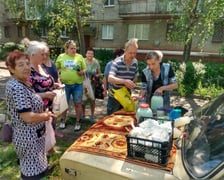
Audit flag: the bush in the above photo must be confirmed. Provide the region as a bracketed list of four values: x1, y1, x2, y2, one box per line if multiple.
[0, 42, 25, 60]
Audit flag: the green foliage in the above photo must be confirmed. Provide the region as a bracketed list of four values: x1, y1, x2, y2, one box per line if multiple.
[168, 0, 224, 61]
[3, 0, 91, 53]
[174, 60, 224, 97]
[0, 144, 20, 180]
[94, 49, 113, 72]
[0, 42, 25, 60]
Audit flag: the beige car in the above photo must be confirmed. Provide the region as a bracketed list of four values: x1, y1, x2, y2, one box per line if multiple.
[60, 94, 224, 180]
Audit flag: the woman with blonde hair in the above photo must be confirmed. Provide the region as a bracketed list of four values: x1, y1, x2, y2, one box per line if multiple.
[55, 40, 86, 131]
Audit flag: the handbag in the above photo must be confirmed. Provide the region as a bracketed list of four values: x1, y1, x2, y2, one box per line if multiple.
[94, 76, 104, 99]
[52, 87, 68, 116]
[1, 113, 13, 143]
[45, 119, 56, 152]
[83, 75, 95, 101]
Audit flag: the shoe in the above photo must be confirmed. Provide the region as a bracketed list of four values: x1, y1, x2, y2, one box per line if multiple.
[74, 123, 81, 131]
[89, 115, 95, 122]
[81, 114, 85, 120]
[59, 122, 65, 129]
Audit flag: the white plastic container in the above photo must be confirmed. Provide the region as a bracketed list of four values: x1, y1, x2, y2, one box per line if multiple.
[151, 95, 164, 113]
[136, 103, 153, 124]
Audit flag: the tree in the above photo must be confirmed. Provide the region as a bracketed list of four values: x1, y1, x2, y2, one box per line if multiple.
[3, 0, 91, 56]
[167, 0, 224, 61]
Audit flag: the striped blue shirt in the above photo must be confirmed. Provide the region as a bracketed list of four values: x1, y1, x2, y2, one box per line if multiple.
[108, 55, 139, 90]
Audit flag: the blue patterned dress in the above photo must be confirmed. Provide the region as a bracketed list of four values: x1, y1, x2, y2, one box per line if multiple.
[5, 78, 48, 177]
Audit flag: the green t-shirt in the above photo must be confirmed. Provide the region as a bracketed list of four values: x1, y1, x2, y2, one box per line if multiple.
[56, 53, 86, 85]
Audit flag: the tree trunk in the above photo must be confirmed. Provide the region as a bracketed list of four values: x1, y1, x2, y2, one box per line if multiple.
[183, 38, 192, 61]
[76, 16, 86, 56]
[74, 1, 86, 56]
[182, 0, 200, 61]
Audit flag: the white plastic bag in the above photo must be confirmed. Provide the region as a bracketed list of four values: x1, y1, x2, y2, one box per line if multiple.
[52, 87, 68, 116]
[83, 76, 95, 101]
[45, 119, 56, 152]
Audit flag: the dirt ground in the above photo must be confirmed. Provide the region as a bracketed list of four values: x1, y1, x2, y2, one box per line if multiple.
[0, 62, 209, 149]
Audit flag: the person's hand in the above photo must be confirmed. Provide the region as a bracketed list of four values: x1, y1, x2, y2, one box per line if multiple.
[45, 91, 56, 100]
[77, 70, 85, 76]
[154, 86, 164, 95]
[124, 79, 136, 89]
[132, 95, 143, 101]
[54, 83, 61, 89]
[103, 89, 107, 97]
[44, 108, 53, 121]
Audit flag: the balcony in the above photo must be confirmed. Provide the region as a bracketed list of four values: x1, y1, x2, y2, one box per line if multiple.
[118, 0, 181, 19]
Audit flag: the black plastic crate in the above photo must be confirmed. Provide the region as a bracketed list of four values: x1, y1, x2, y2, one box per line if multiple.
[126, 131, 173, 166]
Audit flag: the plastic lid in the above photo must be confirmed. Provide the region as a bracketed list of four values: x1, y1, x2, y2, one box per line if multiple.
[139, 103, 149, 108]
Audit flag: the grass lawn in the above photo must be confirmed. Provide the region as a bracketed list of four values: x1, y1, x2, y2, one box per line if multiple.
[0, 98, 94, 179]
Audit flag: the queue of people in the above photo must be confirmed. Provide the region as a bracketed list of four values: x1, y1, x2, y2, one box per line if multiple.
[4, 37, 178, 179]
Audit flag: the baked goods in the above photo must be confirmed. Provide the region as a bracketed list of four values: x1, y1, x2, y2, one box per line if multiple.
[111, 138, 127, 149]
[103, 115, 135, 129]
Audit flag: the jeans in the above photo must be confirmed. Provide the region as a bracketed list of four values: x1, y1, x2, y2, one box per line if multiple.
[107, 96, 122, 115]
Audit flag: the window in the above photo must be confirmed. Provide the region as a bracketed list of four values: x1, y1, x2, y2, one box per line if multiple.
[41, 27, 48, 37]
[61, 27, 68, 38]
[24, 0, 41, 20]
[41, 26, 68, 38]
[104, 0, 115, 7]
[166, 23, 174, 40]
[212, 20, 224, 42]
[17, 26, 22, 38]
[128, 24, 149, 40]
[0, 28, 2, 39]
[4, 26, 10, 38]
[102, 24, 114, 40]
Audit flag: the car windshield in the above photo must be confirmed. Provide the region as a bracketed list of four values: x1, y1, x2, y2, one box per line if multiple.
[182, 93, 224, 179]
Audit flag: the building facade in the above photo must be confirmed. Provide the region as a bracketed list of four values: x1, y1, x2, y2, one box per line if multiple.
[87, 0, 224, 61]
[0, 0, 223, 61]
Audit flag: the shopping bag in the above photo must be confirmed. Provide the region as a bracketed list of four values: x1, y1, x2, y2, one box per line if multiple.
[1, 122, 13, 143]
[52, 87, 68, 116]
[112, 86, 136, 112]
[94, 76, 104, 99]
[45, 119, 56, 152]
[83, 76, 95, 101]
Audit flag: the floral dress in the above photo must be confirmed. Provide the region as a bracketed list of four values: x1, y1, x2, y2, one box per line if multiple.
[29, 67, 55, 110]
[5, 78, 48, 177]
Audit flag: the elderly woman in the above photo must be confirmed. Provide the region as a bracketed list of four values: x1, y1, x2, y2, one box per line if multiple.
[25, 41, 58, 155]
[26, 41, 57, 110]
[5, 50, 53, 179]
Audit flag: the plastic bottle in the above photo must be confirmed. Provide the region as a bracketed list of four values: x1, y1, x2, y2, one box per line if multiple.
[169, 109, 181, 120]
[136, 103, 153, 124]
[151, 94, 164, 114]
[135, 97, 146, 112]
[52, 95, 60, 116]
[174, 116, 193, 127]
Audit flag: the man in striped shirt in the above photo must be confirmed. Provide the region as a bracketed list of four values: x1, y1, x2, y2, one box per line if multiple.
[107, 38, 139, 115]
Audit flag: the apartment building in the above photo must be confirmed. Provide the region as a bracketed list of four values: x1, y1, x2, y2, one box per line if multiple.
[0, 0, 223, 60]
[87, 0, 224, 61]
